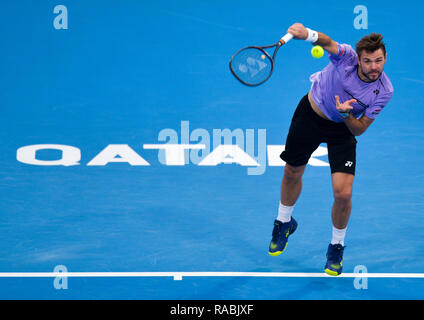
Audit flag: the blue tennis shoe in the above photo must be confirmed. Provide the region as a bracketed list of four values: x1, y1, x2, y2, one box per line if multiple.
[268, 218, 297, 256]
[324, 243, 345, 276]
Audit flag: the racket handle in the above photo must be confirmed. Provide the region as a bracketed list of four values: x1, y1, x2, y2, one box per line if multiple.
[279, 33, 293, 45]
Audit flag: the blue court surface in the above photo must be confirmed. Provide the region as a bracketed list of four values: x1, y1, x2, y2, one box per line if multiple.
[1, 0, 424, 300]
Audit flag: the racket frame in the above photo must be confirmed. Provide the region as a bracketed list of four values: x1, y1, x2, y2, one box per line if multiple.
[229, 34, 293, 87]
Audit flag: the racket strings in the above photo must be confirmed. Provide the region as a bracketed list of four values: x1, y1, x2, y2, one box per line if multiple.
[230, 47, 273, 86]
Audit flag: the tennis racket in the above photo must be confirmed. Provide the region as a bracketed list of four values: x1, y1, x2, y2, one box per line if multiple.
[229, 33, 293, 86]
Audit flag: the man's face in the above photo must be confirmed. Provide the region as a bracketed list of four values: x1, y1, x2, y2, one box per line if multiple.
[357, 48, 387, 82]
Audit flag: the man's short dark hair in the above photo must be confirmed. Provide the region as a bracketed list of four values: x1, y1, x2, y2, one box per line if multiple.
[356, 33, 386, 58]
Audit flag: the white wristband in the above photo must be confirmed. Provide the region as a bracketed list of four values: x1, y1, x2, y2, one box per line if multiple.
[306, 28, 319, 43]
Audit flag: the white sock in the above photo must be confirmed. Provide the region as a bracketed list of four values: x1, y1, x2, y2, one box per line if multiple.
[331, 226, 347, 246]
[277, 202, 294, 223]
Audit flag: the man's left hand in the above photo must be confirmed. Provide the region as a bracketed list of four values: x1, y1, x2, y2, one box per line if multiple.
[335, 95, 356, 113]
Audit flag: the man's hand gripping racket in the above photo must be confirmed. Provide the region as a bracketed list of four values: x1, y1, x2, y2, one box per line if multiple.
[229, 33, 293, 86]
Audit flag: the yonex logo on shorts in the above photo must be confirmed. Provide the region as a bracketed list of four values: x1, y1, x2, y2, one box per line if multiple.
[345, 161, 354, 167]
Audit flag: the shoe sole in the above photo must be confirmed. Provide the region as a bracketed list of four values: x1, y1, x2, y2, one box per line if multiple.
[324, 258, 343, 276]
[324, 268, 342, 276]
[268, 242, 288, 256]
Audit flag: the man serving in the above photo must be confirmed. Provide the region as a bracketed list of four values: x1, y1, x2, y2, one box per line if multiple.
[268, 23, 393, 276]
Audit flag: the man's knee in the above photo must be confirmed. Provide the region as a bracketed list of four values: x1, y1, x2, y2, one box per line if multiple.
[333, 187, 352, 203]
[284, 164, 306, 180]
[332, 173, 354, 203]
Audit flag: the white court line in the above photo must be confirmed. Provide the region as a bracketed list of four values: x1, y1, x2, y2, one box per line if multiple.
[0, 272, 424, 280]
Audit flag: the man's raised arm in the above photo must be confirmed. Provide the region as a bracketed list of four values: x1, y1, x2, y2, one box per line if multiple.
[287, 23, 338, 55]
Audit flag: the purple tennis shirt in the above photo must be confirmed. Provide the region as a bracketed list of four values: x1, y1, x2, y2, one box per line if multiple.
[309, 43, 394, 123]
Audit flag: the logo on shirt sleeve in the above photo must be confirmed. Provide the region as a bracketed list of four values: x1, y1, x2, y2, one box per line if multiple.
[371, 108, 382, 116]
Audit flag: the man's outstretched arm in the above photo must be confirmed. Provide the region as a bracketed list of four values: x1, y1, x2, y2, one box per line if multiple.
[287, 23, 338, 55]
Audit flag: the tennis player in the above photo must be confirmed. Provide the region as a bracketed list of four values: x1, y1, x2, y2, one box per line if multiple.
[268, 23, 393, 276]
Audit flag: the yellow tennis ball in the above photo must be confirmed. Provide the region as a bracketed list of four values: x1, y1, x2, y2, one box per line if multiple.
[261, 54, 265, 60]
[311, 45, 324, 59]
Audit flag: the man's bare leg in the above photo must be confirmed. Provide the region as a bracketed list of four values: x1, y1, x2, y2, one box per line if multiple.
[331, 172, 354, 230]
[269, 163, 307, 256]
[280, 164, 307, 206]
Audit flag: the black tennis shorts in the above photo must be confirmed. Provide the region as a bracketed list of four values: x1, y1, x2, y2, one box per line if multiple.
[280, 94, 357, 175]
